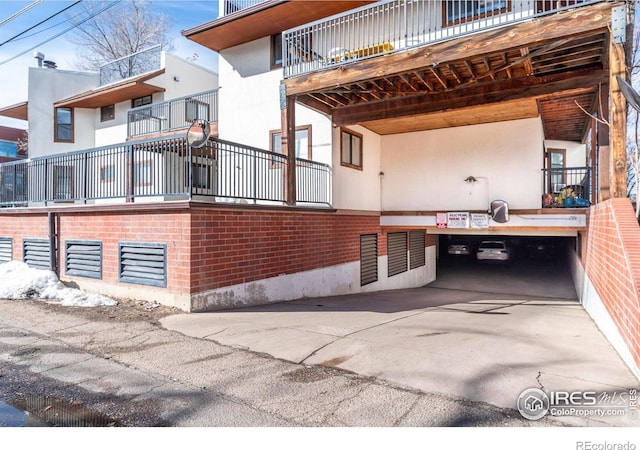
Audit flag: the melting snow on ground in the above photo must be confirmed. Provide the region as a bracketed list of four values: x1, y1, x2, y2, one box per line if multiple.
[0, 261, 117, 307]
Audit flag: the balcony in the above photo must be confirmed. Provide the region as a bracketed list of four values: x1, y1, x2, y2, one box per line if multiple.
[283, 0, 600, 78]
[223, 0, 268, 16]
[127, 89, 219, 139]
[0, 136, 331, 208]
[541, 167, 592, 208]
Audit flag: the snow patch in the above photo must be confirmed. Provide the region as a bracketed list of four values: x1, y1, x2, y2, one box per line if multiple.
[0, 261, 117, 307]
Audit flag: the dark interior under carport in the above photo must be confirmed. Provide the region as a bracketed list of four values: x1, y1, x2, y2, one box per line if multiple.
[432, 234, 579, 299]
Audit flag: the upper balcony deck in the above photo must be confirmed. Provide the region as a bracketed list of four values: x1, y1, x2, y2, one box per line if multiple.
[282, 0, 603, 79]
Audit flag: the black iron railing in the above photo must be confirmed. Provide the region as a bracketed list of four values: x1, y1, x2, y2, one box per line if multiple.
[541, 166, 592, 208]
[0, 136, 332, 207]
[127, 89, 219, 138]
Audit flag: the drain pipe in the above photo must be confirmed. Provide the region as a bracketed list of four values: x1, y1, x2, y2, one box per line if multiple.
[48, 212, 57, 274]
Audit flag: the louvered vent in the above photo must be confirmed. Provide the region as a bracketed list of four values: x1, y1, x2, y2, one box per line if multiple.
[409, 230, 426, 269]
[0, 237, 12, 263]
[119, 242, 167, 287]
[387, 232, 408, 277]
[23, 238, 52, 270]
[65, 240, 102, 279]
[360, 234, 378, 286]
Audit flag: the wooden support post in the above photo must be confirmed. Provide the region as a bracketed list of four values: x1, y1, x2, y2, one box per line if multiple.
[609, 38, 627, 198]
[281, 94, 296, 206]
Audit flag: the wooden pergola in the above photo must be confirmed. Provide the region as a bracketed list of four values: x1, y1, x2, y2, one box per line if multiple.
[280, 1, 627, 205]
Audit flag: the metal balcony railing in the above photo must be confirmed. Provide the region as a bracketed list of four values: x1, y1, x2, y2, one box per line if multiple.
[0, 136, 331, 207]
[283, 0, 600, 78]
[99, 46, 162, 86]
[541, 166, 592, 208]
[127, 89, 219, 139]
[223, 0, 268, 16]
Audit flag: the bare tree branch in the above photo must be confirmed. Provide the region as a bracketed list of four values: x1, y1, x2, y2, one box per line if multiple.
[66, 1, 174, 71]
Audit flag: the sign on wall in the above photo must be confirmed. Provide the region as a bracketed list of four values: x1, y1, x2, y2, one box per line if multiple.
[447, 212, 470, 229]
[470, 213, 489, 229]
[436, 213, 448, 229]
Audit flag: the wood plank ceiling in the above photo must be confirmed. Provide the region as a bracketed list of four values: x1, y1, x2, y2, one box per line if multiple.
[295, 30, 607, 141]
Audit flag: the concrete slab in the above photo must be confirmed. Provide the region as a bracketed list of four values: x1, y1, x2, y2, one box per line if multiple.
[162, 286, 640, 426]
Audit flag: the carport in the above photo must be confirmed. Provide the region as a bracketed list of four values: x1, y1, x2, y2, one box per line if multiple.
[436, 232, 579, 299]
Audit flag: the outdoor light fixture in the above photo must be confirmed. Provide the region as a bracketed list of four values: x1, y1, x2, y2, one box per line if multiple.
[464, 176, 478, 183]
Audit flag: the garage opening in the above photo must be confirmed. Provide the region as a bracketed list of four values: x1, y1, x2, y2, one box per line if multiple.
[432, 234, 578, 299]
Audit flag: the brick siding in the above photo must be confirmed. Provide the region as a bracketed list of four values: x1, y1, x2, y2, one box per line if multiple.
[584, 198, 640, 369]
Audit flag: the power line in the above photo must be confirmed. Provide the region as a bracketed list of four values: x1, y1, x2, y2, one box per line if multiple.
[0, 1, 83, 48]
[0, 0, 43, 28]
[0, 1, 120, 67]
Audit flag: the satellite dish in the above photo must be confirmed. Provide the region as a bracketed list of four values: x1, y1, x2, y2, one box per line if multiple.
[616, 75, 640, 113]
[186, 119, 211, 148]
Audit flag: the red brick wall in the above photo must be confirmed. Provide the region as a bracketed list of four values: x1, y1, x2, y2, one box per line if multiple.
[1, 206, 384, 296]
[0, 209, 192, 294]
[189, 208, 381, 292]
[584, 198, 640, 369]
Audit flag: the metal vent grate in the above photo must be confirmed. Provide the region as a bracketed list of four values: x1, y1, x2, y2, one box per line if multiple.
[409, 230, 426, 269]
[65, 240, 102, 279]
[118, 242, 167, 287]
[0, 237, 12, 263]
[388, 232, 408, 277]
[23, 238, 52, 270]
[360, 234, 378, 286]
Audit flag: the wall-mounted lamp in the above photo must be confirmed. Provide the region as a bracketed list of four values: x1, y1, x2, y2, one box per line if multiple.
[464, 176, 478, 183]
[173, 75, 180, 82]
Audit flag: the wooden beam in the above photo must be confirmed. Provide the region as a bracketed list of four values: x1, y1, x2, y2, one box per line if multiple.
[332, 69, 606, 126]
[448, 63, 463, 84]
[412, 70, 433, 91]
[284, 2, 612, 96]
[608, 38, 627, 198]
[430, 66, 448, 89]
[282, 95, 296, 206]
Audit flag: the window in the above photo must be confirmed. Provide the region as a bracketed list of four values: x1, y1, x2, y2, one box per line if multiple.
[100, 104, 115, 122]
[340, 128, 362, 170]
[100, 165, 115, 183]
[271, 33, 283, 69]
[270, 125, 312, 161]
[54, 107, 73, 142]
[53, 165, 74, 200]
[186, 160, 214, 190]
[443, 1, 510, 24]
[134, 160, 153, 186]
[132, 95, 152, 108]
[360, 234, 378, 286]
[547, 148, 566, 192]
[0, 141, 18, 157]
[185, 98, 209, 122]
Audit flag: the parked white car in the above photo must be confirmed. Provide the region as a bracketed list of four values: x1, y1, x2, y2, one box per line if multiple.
[476, 240, 510, 262]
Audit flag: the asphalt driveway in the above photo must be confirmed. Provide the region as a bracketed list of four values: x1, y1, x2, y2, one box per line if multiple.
[161, 260, 639, 425]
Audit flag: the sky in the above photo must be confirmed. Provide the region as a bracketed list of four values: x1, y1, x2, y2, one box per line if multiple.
[0, 0, 220, 129]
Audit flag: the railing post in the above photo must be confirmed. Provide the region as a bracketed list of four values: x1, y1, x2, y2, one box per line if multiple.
[128, 143, 135, 203]
[281, 91, 296, 206]
[83, 152, 88, 204]
[187, 139, 193, 200]
[43, 158, 48, 205]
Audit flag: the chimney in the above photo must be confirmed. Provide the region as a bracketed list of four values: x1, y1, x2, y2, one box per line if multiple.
[43, 60, 57, 69]
[33, 51, 44, 68]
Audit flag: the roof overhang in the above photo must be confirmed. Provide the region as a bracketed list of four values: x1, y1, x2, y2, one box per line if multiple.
[55, 69, 166, 109]
[0, 101, 28, 121]
[183, 0, 375, 52]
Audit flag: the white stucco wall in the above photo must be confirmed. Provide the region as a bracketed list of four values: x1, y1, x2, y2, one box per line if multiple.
[93, 53, 218, 147]
[28, 67, 99, 157]
[332, 125, 382, 211]
[545, 140, 587, 168]
[378, 117, 545, 211]
[218, 38, 332, 165]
